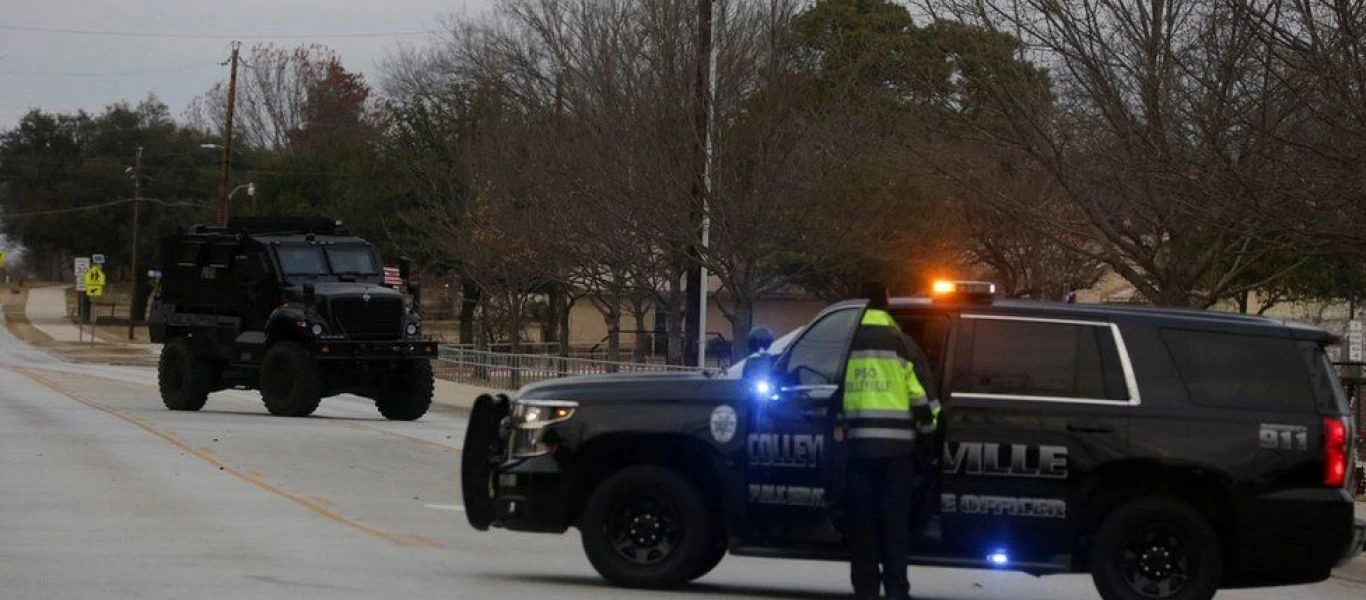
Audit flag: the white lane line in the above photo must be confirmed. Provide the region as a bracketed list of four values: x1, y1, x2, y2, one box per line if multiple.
[424, 504, 466, 511]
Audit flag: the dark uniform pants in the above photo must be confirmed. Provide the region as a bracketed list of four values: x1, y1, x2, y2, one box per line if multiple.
[847, 454, 917, 599]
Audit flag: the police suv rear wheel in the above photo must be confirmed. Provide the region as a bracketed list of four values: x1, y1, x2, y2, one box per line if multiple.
[1090, 497, 1223, 600]
[580, 466, 717, 589]
[260, 341, 323, 417]
[158, 337, 212, 411]
[375, 360, 433, 421]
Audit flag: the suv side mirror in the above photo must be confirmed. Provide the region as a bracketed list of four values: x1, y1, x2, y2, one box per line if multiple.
[397, 256, 413, 280]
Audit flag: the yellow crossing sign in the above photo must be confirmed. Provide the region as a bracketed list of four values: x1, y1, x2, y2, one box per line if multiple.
[84, 264, 106, 297]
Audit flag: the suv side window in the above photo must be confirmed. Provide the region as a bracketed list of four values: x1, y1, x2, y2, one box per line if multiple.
[954, 316, 1129, 401]
[1161, 329, 1313, 413]
[781, 308, 860, 386]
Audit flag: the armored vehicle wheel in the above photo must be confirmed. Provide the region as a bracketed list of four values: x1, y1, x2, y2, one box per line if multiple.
[376, 360, 434, 421]
[158, 337, 212, 411]
[1090, 497, 1222, 600]
[580, 466, 718, 589]
[260, 341, 322, 417]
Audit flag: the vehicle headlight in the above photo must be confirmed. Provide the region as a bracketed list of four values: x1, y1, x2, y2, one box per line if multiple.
[311, 323, 325, 336]
[507, 400, 577, 458]
[406, 323, 418, 336]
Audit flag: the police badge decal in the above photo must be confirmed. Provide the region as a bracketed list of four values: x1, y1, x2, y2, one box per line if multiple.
[710, 405, 738, 444]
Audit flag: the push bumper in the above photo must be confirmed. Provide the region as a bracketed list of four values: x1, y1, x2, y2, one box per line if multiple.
[311, 339, 438, 360]
[489, 455, 572, 533]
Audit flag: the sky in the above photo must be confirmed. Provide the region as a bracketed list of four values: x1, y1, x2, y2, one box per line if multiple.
[0, 0, 492, 128]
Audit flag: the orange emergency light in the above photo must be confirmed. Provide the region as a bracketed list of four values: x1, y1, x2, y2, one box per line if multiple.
[930, 280, 996, 303]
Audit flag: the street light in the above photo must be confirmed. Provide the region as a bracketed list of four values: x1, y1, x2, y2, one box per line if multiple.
[229, 182, 257, 217]
[201, 145, 256, 220]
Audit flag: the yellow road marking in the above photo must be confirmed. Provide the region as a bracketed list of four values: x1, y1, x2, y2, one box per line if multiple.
[343, 421, 462, 452]
[7, 366, 427, 548]
[310, 495, 335, 506]
[406, 533, 443, 548]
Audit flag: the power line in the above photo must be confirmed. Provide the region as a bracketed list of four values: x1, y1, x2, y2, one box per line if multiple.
[0, 197, 209, 217]
[0, 24, 440, 40]
[0, 198, 134, 216]
[0, 63, 216, 77]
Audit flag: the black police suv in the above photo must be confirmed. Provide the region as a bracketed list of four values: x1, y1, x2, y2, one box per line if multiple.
[461, 282, 1365, 600]
[148, 217, 437, 420]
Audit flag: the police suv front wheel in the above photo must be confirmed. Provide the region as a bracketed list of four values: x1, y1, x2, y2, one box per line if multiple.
[579, 466, 719, 589]
[1090, 497, 1223, 600]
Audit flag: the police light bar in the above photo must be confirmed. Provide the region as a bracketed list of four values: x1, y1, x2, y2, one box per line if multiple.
[930, 280, 996, 303]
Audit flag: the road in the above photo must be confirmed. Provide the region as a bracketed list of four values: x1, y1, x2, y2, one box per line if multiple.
[0, 312, 1362, 600]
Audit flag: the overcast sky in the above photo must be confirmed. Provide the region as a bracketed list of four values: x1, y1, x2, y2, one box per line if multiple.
[0, 0, 492, 128]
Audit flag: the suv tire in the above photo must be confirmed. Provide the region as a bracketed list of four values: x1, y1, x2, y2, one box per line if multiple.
[688, 540, 727, 582]
[580, 466, 718, 589]
[260, 341, 322, 417]
[158, 337, 213, 411]
[1090, 497, 1223, 600]
[376, 360, 434, 421]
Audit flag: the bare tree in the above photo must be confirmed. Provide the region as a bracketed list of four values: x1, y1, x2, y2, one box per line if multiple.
[920, 0, 1315, 306]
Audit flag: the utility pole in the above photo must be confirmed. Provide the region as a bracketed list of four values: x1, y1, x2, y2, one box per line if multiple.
[685, 0, 716, 367]
[128, 146, 142, 340]
[218, 40, 242, 226]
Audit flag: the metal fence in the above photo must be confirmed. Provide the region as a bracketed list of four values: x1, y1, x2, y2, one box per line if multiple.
[434, 345, 703, 390]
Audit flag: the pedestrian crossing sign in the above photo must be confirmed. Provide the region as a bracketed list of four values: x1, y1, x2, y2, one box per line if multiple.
[84, 264, 106, 297]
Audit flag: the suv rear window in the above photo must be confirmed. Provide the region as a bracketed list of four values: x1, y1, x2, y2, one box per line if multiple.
[1162, 329, 1313, 413]
[953, 317, 1128, 401]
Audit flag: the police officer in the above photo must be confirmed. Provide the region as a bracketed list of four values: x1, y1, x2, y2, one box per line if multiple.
[839, 282, 939, 600]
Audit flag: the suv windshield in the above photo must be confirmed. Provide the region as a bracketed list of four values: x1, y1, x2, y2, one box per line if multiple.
[326, 245, 379, 274]
[276, 246, 328, 275]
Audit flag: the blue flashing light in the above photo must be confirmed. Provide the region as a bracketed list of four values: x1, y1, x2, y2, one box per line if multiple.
[987, 551, 1009, 567]
[754, 379, 774, 398]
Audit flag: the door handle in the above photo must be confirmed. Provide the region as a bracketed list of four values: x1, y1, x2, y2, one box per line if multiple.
[1066, 422, 1115, 434]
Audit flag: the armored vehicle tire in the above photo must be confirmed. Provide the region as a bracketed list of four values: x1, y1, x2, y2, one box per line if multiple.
[1090, 497, 1223, 600]
[260, 341, 323, 417]
[158, 338, 212, 411]
[376, 360, 434, 421]
[580, 466, 718, 589]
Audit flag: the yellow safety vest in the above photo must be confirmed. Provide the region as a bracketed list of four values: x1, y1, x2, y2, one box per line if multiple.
[841, 309, 939, 456]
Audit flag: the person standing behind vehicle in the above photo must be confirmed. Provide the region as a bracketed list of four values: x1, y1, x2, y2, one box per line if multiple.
[839, 282, 939, 600]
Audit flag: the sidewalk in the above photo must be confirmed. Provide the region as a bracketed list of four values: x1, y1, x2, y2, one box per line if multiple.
[434, 379, 505, 410]
[24, 285, 91, 343]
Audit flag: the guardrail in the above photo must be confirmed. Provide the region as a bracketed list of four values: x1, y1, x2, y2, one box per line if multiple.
[434, 345, 703, 390]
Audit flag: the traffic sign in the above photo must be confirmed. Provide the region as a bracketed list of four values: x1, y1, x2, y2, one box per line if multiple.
[84, 264, 106, 298]
[74, 257, 91, 291]
[92, 253, 106, 266]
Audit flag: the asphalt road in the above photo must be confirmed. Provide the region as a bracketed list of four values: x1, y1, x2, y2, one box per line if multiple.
[0, 313, 1362, 600]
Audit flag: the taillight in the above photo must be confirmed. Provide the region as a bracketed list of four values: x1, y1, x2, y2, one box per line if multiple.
[1323, 417, 1348, 488]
